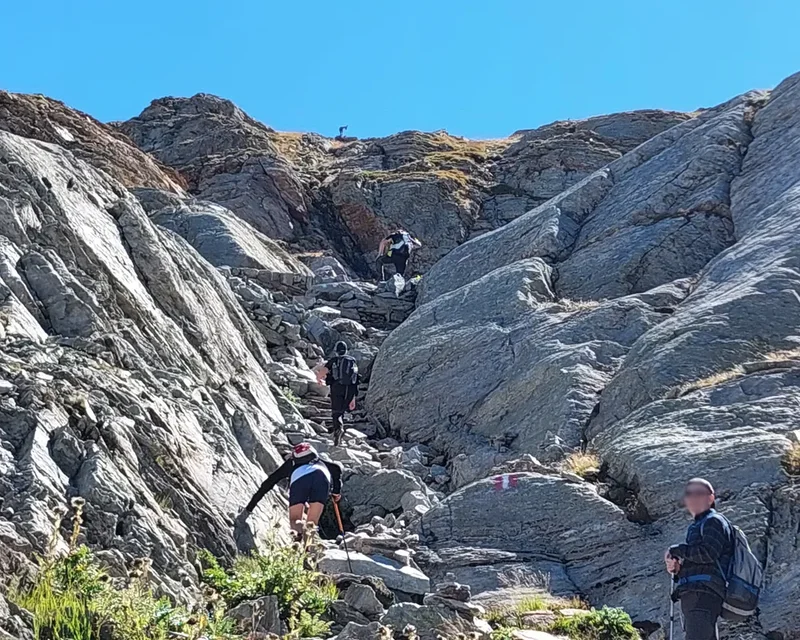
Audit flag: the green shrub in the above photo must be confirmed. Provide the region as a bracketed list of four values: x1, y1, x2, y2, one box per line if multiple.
[14, 502, 237, 640]
[491, 627, 517, 640]
[547, 606, 638, 640]
[199, 537, 336, 638]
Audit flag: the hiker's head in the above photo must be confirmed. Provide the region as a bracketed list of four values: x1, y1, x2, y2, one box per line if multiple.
[684, 477, 715, 516]
[335, 341, 348, 356]
[293, 443, 318, 459]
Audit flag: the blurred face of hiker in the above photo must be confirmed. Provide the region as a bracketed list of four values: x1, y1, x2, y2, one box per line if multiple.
[684, 482, 714, 516]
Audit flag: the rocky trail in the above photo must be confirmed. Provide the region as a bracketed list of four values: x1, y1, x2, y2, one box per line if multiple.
[1, 72, 800, 640]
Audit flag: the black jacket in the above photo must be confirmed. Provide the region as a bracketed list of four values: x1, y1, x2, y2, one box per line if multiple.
[670, 509, 733, 599]
[245, 454, 343, 512]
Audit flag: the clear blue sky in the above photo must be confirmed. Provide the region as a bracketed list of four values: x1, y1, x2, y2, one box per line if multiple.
[2, 0, 799, 139]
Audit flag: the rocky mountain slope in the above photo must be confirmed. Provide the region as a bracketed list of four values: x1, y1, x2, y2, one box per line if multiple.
[0, 71, 798, 640]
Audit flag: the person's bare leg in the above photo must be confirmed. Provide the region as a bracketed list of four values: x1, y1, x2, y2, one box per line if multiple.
[289, 504, 305, 537]
[306, 502, 325, 528]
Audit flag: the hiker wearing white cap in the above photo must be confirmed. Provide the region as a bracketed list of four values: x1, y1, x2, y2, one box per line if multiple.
[241, 443, 343, 535]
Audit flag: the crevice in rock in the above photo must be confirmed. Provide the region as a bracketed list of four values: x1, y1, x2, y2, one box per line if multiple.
[597, 472, 655, 525]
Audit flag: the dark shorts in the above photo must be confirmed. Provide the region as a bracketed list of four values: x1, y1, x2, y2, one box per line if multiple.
[288, 469, 331, 506]
[378, 252, 409, 276]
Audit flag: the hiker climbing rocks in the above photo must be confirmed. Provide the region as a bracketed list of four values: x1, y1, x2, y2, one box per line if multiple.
[376, 229, 421, 280]
[241, 443, 343, 537]
[338, 125, 348, 138]
[315, 341, 359, 446]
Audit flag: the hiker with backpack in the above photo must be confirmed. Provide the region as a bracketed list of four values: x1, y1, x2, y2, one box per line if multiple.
[665, 478, 763, 640]
[240, 443, 343, 537]
[376, 229, 422, 280]
[315, 341, 359, 446]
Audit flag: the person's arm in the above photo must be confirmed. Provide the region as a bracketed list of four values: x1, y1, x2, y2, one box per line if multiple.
[378, 238, 390, 255]
[410, 235, 422, 249]
[325, 460, 343, 495]
[244, 459, 293, 513]
[313, 360, 331, 385]
[669, 517, 728, 564]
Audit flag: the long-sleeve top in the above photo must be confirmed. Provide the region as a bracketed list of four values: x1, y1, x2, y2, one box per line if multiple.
[245, 454, 342, 513]
[670, 509, 733, 598]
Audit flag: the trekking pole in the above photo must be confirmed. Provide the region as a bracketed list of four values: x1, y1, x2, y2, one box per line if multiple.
[332, 500, 353, 573]
[669, 579, 675, 640]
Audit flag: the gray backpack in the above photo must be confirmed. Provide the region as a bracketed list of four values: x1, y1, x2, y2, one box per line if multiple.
[702, 513, 763, 620]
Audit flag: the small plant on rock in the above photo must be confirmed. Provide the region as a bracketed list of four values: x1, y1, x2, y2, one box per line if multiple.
[561, 451, 601, 480]
[199, 534, 336, 638]
[547, 606, 638, 640]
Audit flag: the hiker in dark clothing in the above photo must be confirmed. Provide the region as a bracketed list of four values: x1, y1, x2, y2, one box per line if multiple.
[376, 229, 422, 280]
[241, 442, 342, 536]
[314, 341, 359, 446]
[665, 478, 733, 640]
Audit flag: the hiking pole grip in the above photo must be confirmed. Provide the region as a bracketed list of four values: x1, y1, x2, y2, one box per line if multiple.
[333, 500, 353, 573]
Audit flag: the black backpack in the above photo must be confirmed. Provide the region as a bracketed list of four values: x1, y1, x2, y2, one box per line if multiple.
[330, 355, 358, 386]
[700, 513, 763, 620]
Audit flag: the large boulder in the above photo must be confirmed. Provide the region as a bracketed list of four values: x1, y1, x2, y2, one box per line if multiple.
[119, 94, 310, 240]
[319, 549, 430, 595]
[418, 473, 667, 622]
[380, 601, 491, 640]
[367, 259, 679, 471]
[142, 194, 311, 274]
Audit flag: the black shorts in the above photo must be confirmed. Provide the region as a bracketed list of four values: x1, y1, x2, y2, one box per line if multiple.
[288, 469, 331, 506]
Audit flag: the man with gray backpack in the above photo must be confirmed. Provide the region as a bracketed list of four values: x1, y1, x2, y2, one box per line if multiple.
[315, 341, 359, 446]
[665, 478, 763, 640]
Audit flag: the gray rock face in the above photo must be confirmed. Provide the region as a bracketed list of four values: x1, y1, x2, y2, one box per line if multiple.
[119, 96, 685, 277]
[227, 595, 281, 635]
[119, 94, 308, 241]
[417, 96, 757, 305]
[418, 473, 668, 623]
[0, 91, 184, 193]
[368, 259, 673, 470]
[333, 621, 386, 640]
[344, 469, 427, 523]
[142, 194, 310, 274]
[369, 75, 800, 638]
[0, 129, 288, 597]
[380, 601, 490, 640]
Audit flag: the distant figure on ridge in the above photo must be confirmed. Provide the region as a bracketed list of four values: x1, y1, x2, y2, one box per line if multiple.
[240, 442, 342, 537]
[338, 125, 348, 139]
[377, 229, 422, 280]
[315, 341, 359, 446]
